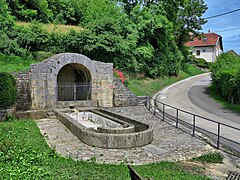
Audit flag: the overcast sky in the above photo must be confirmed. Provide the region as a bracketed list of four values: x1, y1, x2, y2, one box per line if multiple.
[202, 0, 240, 54]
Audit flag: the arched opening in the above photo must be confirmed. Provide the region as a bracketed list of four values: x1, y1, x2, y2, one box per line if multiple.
[57, 63, 91, 101]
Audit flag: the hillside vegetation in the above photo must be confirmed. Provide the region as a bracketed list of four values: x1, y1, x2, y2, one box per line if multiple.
[127, 64, 204, 96]
[1, 0, 207, 77]
[16, 22, 84, 34]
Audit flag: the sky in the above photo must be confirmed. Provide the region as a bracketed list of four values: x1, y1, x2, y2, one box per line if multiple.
[202, 0, 240, 54]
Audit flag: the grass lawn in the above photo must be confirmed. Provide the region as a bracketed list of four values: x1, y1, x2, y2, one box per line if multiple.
[0, 120, 209, 179]
[208, 84, 240, 114]
[191, 152, 224, 164]
[127, 64, 204, 96]
[0, 53, 38, 73]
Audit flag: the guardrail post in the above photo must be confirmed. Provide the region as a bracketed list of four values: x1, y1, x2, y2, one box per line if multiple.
[176, 109, 179, 128]
[192, 115, 196, 136]
[217, 123, 220, 149]
[145, 96, 148, 108]
[153, 99, 156, 115]
[148, 96, 150, 110]
[162, 104, 165, 121]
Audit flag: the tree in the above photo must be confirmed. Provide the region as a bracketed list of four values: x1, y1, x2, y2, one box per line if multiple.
[175, 0, 207, 47]
[129, 4, 183, 76]
[7, 0, 51, 23]
[0, 0, 13, 28]
[78, 0, 139, 71]
[118, 0, 207, 69]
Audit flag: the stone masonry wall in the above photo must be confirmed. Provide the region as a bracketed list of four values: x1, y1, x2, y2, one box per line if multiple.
[113, 77, 138, 106]
[0, 106, 16, 121]
[12, 72, 31, 111]
[30, 53, 113, 109]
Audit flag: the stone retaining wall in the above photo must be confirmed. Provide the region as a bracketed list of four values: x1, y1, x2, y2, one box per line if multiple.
[14, 72, 31, 110]
[113, 77, 138, 106]
[0, 106, 16, 121]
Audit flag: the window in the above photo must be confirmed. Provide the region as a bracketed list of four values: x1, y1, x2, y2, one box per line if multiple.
[203, 49, 206, 52]
[196, 50, 200, 56]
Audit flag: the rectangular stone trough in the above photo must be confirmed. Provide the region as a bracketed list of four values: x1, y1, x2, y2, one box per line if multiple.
[54, 109, 153, 149]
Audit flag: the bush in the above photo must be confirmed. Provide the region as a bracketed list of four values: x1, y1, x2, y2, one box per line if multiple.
[32, 51, 54, 61]
[189, 56, 209, 68]
[211, 52, 240, 104]
[0, 73, 16, 109]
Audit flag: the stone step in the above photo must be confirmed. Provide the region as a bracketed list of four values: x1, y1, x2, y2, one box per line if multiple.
[47, 111, 57, 119]
[47, 111, 55, 116]
[48, 116, 57, 119]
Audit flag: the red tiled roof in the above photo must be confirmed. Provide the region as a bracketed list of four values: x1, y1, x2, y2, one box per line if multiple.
[185, 33, 220, 47]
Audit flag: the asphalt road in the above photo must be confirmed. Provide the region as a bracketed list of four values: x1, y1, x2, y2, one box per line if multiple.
[154, 73, 240, 153]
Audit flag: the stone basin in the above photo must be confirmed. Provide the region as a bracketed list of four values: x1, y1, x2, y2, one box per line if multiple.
[54, 108, 153, 149]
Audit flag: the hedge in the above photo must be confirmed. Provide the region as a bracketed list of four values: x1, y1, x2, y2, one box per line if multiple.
[0, 72, 16, 109]
[211, 52, 240, 104]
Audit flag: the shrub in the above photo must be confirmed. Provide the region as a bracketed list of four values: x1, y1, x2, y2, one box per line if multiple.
[211, 52, 240, 104]
[113, 69, 125, 83]
[192, 57, 208, 68]
[32, 51, 54, 61]
[0, 73, 16, 109]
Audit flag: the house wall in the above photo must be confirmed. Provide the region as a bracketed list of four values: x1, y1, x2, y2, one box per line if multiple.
[216, 40, 223, 57]
[192, 46, 215, 62]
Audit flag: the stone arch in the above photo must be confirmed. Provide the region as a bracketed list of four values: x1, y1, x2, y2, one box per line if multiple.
[57, 63, 92, 101]
[30, 53, 114, 109]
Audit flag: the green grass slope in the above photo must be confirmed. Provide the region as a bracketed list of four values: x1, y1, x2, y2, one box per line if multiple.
[0, 53, 37, 73]
[127, 64, 204, 96]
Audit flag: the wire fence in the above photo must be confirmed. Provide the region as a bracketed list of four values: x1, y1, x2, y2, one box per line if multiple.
[146, 97, 240, 156]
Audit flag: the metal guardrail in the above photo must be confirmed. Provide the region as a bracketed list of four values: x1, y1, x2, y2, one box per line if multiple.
[145, 97, 240, 155]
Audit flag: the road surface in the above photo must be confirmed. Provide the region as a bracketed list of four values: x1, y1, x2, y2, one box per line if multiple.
[153, 73, 240, 153]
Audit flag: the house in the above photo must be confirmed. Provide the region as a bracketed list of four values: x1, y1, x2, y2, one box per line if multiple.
[228, 50, 239, 56]
[185, 32, 223, 62]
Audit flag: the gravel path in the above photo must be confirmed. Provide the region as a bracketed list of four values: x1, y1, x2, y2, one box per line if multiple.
[37, 106, 213, 165]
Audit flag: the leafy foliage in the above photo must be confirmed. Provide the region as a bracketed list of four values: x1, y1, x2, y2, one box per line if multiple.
[1, 0, 207, 77]
[0, 73, 16, 109]
[118, 0, 208, 63]
[211, 52, 240, 104]
[189, 55, 209, 68]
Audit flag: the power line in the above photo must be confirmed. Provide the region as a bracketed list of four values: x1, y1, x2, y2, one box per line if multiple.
[204, 8, 240, 19]
[215, 27, 240, 33]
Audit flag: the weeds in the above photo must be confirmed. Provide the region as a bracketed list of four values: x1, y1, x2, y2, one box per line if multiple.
[191, 152, 224, 164]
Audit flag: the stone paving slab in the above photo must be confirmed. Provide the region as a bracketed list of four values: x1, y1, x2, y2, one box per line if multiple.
[36, 106, 214, 164]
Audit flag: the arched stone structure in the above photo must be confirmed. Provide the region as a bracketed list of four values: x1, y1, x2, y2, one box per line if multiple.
[30, 53, 113, 109]
[57, 63, 91, 101]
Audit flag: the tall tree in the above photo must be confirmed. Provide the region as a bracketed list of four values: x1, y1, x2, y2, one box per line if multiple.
[119, 0, 207, 45]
